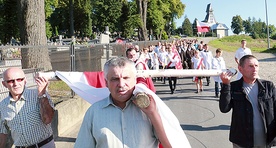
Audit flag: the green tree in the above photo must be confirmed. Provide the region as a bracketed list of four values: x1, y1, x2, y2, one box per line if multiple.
[147, 0, 185, 40]
[162, 0, 185, 38]
[120, 0, 140, 39]
[243, 17, 253, 35]
[269, 24, 276, 37]
[231, 15, 243, 35]
[192, 18, 198, 36]
[0, 0, 19, 44]
[45, 0, 58, 39]
[147, 0, 165, 40]
[91, 0, 123, 33]
[174, 26, 183, 35]
[251, 18, 266, 39]
[49, 0, 92, 39]
[49, 0, 70, 38]
[74, 0, 92, 38]
[182, 16, 193, 36]
[241, 16, 276, 40]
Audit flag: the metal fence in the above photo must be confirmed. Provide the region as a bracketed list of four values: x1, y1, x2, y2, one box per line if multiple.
[0, 40, 166, 71]
[0, 40, 169, 100]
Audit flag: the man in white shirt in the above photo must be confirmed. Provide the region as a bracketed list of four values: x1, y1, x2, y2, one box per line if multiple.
[235, 39, 252, 80]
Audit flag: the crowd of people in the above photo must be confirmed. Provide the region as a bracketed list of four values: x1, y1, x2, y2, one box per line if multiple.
[126, 38, 227, 97]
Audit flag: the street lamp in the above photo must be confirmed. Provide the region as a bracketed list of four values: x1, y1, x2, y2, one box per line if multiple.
[265, 0, 270, 49]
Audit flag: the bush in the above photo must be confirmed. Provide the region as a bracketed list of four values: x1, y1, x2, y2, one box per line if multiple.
[205, 32, 216, 37]
[217, 35, 253, 43]
[161, 32, 168, 40]
[270, 34, 276, 40]
[271, 44, 276, 50]
[91, 33, 96, 39]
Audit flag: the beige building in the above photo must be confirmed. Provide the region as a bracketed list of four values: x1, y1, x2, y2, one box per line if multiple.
[211, 23, 229, 38]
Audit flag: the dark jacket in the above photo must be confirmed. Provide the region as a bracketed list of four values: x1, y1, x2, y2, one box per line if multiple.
[219, 78, 276, 147]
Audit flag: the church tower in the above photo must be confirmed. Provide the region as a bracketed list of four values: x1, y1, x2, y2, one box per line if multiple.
[203, 3, 217, 24]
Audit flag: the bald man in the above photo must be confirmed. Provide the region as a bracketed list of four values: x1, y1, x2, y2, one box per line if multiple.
[0, 67, 55, 148]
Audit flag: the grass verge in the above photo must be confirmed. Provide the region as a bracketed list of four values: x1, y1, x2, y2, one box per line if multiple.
[208, 35, 276, 53]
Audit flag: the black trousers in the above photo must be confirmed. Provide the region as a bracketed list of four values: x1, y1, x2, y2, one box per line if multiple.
[206, 76, 210, 84]
[158, 65, 166, 83]
[167, 66, 177, 92]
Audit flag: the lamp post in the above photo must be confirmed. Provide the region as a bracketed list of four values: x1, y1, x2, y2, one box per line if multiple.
[265, 0, 270, 49]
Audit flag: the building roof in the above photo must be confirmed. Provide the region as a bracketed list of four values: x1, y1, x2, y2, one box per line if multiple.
[210, 23, 229, 30]
[203, 3, 217, 24]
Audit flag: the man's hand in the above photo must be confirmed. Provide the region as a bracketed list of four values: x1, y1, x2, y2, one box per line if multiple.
[220, 71, 234, 85]
[35, 76, 48, 96]
[133, 93, 157, 115]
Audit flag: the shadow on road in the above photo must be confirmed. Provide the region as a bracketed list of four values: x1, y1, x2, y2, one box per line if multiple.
[259, 56, 276, 62]
[181, 124, 230, 131]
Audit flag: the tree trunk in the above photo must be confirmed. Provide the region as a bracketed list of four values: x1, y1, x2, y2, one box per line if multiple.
[17, 0, 52, 71]
[137, 0, 148, 41]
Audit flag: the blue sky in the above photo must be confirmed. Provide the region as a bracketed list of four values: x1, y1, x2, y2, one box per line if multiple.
[176, 0, 276, 35]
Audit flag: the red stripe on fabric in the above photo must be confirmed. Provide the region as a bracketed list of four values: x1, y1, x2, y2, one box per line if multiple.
[84, 70, 155, 93]
[135, 61, 156, 92]
[84, 71, 106, 88]
[172, 47, 183, 70]
[136, 77, 156, 93]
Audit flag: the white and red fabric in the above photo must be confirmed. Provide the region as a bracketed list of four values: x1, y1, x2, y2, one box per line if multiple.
[171, 45, 183, 70]
[135, 59, 156, 93]
[54, 71, 191, 147]
[197, 20, 210, 33]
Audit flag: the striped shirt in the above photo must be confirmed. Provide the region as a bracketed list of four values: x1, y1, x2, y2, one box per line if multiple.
[0, 88, 55, 146]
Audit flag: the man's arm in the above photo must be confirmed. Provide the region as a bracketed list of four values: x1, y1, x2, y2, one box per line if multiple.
[35, 76, 55, 124]
[219, 71, 233, 113]
[39, 97, 55, 124]
[0, 134, 7, 148]
[235, 57, 239, 64]
[133, 94, 172, 148]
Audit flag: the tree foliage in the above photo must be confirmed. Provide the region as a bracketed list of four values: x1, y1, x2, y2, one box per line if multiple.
[49, 0, 92, 39]
[120, 0, 140, 39]
[147, 0, 166, 40]
[0, 0, 187, 42]
[241, 17, 276, 39]
[74, 0, 92, 38]
[147, 0, 185, 40]
[231, 15, 244, 35]
[2, 0, 276, 44]
[0, 0, 19, 44]
[192, 18, 198, 36]
[91, 0, 123, 33]
[45, 0, 58, 39]
[243, 17, 253, 35]
[182, 17, 193, 36]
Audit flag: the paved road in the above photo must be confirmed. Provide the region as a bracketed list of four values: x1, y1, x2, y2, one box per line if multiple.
[54, 76, 233, 148]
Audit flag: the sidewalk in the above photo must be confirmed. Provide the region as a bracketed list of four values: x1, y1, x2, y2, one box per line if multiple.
[55, 77, 233, 148]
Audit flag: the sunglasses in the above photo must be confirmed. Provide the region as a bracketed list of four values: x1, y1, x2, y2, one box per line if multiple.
[5, 77, 25, 84]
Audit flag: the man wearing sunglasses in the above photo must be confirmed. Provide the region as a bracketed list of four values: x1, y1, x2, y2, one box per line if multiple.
[0, 67, 55, 148]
